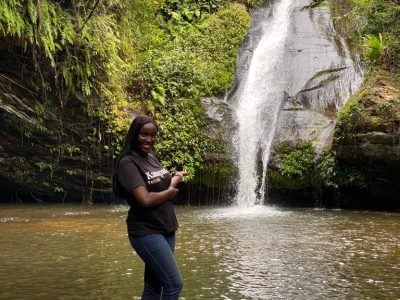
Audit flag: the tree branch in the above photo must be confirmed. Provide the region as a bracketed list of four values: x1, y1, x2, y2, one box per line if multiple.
[78, 0, 101, 33]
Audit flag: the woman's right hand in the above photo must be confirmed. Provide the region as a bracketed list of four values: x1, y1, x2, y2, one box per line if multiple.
[167, 186, 179, 199]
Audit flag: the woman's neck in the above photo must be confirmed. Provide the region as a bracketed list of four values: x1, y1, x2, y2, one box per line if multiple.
[132, 150, 149, 158]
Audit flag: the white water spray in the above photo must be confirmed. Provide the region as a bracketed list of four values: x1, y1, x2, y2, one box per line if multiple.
[233, 0, 293, 206]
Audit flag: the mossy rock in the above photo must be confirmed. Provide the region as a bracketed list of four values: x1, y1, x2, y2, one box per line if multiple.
[336, 69, 400, 139]
[333, 69, 400, 207]
[335, 69, 400, 161]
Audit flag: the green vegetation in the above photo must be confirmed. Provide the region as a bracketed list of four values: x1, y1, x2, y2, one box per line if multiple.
[362, 33, 386, 67]
[336, 69, 400, 139]
[268, 141, 365, 191]
[269, 141, 316, 190]
[128, 1, 249, 176]
[124, 1, 250, 177]
[331, 0, 400, 69]
[274, 141, 315, 179]
[0, 0, 252, 201]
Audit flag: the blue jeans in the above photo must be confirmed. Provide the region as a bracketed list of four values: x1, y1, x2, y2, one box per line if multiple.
[129, 232, 183, 300]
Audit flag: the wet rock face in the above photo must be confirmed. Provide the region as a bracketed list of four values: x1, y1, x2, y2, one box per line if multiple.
[226, 0, 362, 158]
[201, 96, 237, 162]
[338, 132, 400, 161]
[201, 97, 235, 138]
[274, 0, 363, 152]
[0, 54, 114, 203]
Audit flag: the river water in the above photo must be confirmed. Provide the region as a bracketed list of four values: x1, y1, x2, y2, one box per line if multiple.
[0, 204, 399, 300]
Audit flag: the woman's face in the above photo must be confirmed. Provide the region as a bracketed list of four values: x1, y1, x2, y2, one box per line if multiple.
[137, 123, 157, 155]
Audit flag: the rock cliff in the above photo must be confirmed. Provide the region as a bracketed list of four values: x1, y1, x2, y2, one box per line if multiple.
[333, 69, 400, 208]
[0, 45, 114, 203]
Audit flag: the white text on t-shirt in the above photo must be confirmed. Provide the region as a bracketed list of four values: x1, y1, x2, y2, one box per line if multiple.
[145, 169, 168, 180]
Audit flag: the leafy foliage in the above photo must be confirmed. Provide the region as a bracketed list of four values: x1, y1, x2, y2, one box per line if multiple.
[0, 0, 253, 200]
[127, 1, 250, 177]
[336, 69, 400, 139]
[161, 0, 224, 23]
[269, 142, 366, 191]
[274, 141, 316, 179]
[362, 33, 386, 66]
[331, 0, 400, 69]
[316, 149, 337, 187]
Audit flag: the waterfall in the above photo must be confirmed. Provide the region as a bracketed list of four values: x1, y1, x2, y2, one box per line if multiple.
[230, 0, 293, 206]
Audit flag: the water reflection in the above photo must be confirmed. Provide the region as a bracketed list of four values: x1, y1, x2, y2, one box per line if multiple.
[177, 207, 400, 299]
[0, 205, 399, 299]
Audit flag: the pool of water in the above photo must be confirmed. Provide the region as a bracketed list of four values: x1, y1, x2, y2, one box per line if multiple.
[0, 204, 399, 299]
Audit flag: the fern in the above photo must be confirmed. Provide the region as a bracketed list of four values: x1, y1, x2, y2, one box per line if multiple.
[362, 33, 385, 66]
[0, 0, 25, 37]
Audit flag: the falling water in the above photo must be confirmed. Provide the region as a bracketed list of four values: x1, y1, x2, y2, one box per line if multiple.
[231, 0, 293, 206]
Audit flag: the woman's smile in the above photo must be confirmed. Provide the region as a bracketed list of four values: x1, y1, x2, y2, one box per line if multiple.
[137, 123, 158, 155]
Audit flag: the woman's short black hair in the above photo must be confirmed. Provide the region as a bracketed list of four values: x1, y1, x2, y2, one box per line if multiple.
[113, 115, 158, 197]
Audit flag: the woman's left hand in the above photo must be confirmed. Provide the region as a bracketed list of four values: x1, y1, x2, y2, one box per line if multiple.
[170, 171, 188, 188]
[174, 171, 188, 178]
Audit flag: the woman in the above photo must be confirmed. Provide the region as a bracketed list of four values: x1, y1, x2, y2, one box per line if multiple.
[114, 115, 187, 299]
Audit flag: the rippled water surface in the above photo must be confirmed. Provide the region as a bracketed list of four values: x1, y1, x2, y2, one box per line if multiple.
[0, 205, 399, 299]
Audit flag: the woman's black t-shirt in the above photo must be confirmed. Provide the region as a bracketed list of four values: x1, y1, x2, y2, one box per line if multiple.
[117, 152, 178, 236]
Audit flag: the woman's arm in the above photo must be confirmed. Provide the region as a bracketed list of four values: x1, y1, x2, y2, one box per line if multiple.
[132, 185, 178, 207]
[170, 171, 188, 188]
